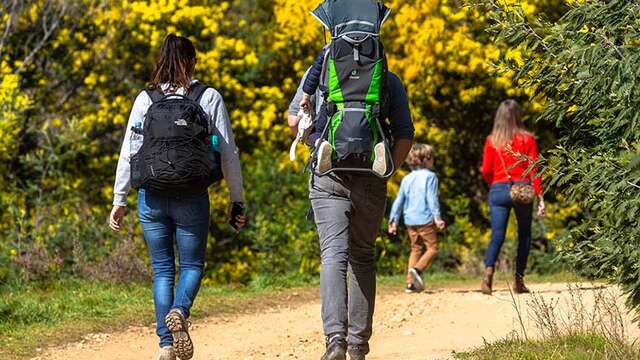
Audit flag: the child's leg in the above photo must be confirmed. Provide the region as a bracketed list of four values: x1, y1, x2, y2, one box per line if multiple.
[406, 226, 423, 284]
[413, 224, 439, 272]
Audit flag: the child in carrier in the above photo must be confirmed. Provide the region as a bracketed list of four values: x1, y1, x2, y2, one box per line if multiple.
[388, 144, 445, 293]
[299, 0, 391, 177]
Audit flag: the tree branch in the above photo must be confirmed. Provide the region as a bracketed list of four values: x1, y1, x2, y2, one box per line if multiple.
[0, 0, 19, 56]
[14, 0, 68, 74]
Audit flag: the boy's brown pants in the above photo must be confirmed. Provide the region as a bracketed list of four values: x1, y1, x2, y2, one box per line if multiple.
[406, 223, 439, 283]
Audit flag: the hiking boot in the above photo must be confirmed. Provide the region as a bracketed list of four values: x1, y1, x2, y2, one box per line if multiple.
[372, 142, 388, 176]
[321, 334, 347, 360]
[348, 344, 368, 360]
[405, 283, 417, 294]
[513, 275, 531, 294]
[156, 346, 176, 360]
[165, 309, 194, 360]
[480, 267, 493, 296]
[317, 141, 333, 174]
[408, 267, 424, 293]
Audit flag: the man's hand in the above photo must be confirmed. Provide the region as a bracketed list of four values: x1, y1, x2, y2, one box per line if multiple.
[288, 114, 301, 134]
[388, 222, 398, 235]
[109, 205, 127, 232]
[435, 219, 446, 231]
[537, 196, 546, 217]
[300, 93, 311, 113]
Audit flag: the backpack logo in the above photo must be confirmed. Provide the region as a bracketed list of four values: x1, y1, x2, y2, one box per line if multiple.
[349, 69, 360, 80]
[174, 119, 188, 126]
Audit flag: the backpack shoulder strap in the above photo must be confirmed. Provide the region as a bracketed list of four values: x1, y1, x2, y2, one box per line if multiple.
[145, 88, 165, 103]
[318, 45, 332, 93]
[187, 82, 210, 103]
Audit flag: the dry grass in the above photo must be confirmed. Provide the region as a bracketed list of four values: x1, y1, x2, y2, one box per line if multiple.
[458, 283, 640, 359]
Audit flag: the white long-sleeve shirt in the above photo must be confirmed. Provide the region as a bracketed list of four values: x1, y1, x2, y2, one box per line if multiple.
[113, 82, 244, 206]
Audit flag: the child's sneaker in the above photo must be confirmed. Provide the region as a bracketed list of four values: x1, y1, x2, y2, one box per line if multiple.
[404, 283, 417, 293]
[165, 309, 194, 360]
[317, 141, 333, 174]
[409, 268, 425, 293]
[372, 142, 388, 176]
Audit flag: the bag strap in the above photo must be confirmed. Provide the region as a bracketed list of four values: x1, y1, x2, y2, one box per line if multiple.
[496, 146, 513, 183]
[145, 88, 165, 103]
[187, 82, 210, 103]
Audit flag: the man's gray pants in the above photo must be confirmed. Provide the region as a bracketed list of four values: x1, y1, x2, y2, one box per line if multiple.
[309, 173, 387, 349]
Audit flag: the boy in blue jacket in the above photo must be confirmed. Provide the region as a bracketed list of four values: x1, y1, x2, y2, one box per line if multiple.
[389, 144, 445, 293]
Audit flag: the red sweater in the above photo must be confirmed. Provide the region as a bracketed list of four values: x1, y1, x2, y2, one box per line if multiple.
[481, 132, 542, 196]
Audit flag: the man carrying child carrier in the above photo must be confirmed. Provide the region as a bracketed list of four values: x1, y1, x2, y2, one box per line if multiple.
[288, 1, 414, 358]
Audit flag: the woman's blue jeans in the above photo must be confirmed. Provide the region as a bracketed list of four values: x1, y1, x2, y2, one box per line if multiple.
[137, 189, 210, 348]
[484, 182, 533, 277]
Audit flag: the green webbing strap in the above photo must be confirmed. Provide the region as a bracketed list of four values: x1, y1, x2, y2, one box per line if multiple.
[327, 59, 344, 103]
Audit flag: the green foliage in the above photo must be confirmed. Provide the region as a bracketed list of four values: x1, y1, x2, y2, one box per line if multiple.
[481, 0, 640, 312]
[203, 150, 319, 283]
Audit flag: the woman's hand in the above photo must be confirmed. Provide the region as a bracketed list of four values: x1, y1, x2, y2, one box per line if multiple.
[109, 205, 127, 232]
[537, 196, 546, 217]
[435, 219, 446, 231]
[228, 203, 248, 231]
[388, 222, 397, 235]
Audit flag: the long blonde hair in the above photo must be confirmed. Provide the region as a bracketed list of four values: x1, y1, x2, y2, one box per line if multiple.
[490, 99, 526, 148]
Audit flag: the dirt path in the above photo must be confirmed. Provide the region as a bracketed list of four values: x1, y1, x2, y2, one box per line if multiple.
[35, 283, 639, 360]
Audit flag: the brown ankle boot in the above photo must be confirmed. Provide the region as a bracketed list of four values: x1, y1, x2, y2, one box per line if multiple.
[513, 275, 530, 294]
[481, 267, 493, 295]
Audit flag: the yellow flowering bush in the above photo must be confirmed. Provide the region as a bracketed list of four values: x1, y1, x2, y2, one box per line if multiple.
[0, 0, 577, 283]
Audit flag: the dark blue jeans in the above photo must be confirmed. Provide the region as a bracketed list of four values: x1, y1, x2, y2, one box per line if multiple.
[137, 189, 210, 348]
[484, 182, 533, 277]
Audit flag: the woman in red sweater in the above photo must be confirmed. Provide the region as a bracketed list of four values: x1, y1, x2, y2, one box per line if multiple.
[480, 99, 545, 295]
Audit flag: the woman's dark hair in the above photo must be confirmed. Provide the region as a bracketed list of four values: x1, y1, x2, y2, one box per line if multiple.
[150, 34, 197, 92]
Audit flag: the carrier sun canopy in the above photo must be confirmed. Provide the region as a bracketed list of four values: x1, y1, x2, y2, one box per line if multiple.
[311, 0, 391, 38]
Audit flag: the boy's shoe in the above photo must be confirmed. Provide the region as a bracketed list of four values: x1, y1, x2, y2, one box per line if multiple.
[348, 344, 368, 360]
[409, 268, 425, 292]
[317, 141, 333, 174]
[165, 309, 194, 360]
[156, 346, 176, 360]
[404, 283, 417, 294]
[321, 334, 347, 360]
[372, 142, 388, 176]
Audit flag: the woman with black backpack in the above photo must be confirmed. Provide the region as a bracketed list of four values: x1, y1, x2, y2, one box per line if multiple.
[109, 34, 246, 360]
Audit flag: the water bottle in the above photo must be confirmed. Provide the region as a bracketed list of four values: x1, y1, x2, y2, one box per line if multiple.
[210, 134, 220, 153]
[130, 122, 143, 156]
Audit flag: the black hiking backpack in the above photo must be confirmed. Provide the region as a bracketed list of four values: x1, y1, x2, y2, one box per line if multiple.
[313, 0, 393, 176]
[130, 83, 223, 197]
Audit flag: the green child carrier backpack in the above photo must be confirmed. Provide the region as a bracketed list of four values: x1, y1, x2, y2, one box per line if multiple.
[312, 0, 394, 178]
